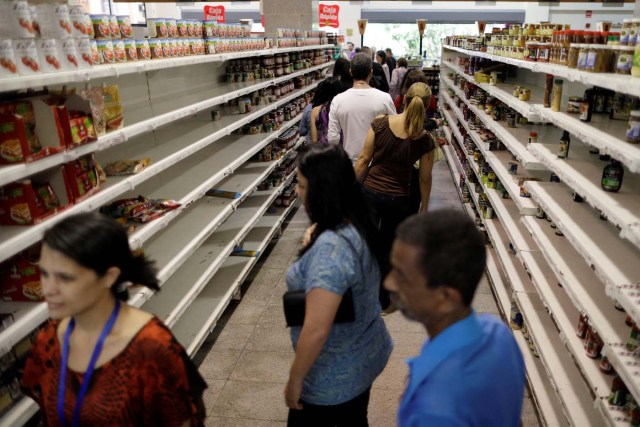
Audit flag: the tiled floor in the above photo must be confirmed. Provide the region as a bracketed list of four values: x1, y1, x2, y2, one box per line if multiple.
[194, 161, 542, 426]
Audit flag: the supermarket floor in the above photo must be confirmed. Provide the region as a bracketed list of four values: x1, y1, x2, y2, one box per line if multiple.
[193, 161, 542, 427]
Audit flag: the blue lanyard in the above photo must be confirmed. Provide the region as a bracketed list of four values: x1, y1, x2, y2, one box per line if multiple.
[57, 300, 121, 427]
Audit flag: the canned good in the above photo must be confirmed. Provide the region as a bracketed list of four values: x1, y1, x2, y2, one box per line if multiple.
[89, 39, 99, 65]
[550, 172, 560, 183]
[205, 38, 216, 55]
[506, 113, 516, 128]
[91, 14, 111, 40]
[509, 301, 523, 330]
[13, 38, 40, 75]
[0, 40, 19, 78]
[162, 39, 172, 58]
[112, 39, 127, 63]
[584, 327, 603, 358]
[124, 39, 137, 61]
[170, 39, 179, 57]
[109, 15, 120, 39]
[567, 96, 582, 114]
[74, 38, 93, 68]
[136, 39, 151, 60]
[187, 20, 196, 37]
[147, 18, 167, 38]
[97, 39, 115, 64]
[117, 16, 133, 38]
[599, 356, 613, 374]
[149, 38, 163, 59]
[508, 160, 518, 175]
[535, 205, 545, 219]
[177, 20, 188, 38]
[166, 19, 178, 38]
[528, 131, 537, 144]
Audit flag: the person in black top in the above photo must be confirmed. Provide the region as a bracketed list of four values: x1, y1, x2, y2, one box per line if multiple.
[385, 48, 397, 74]
[361, 46, 390, 93]
[332, 57, 353, 92]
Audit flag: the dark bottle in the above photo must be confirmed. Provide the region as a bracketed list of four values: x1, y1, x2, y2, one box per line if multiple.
[558, 130, 570, 159]
[579, 87, 595, 122]
[602, 159, 624, 192]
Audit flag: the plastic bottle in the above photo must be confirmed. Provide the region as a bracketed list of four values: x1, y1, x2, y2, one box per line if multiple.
[580, 88, 595, 122]
[558, 130, 570, 158]
[602, 159, 624, 192]
[551, 79, 563, 112]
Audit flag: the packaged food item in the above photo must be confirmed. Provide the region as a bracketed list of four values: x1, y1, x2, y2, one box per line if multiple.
[101, 85, 124, 131]
[167, 19, 178, 38]
[206, 189, 241, 199]
[91, 14, 111, 40]
[109, 15, 120, 39]
[60, 39, 79, 70]
[113, 39, 127, 63]
[28, 5, 40, 38]
[104, 158, 150, 176]
[509, 300, 523, 330]
[36, 39, 62, 73]
[0, 40, 18, 78]
[0, 246, 43, 302]
[627, 110, 640, 143]
[36, 4, 72, 39]
[177, 20, 188, 38]
[551, 79, 563, 112]
[205, 38, 216, 55]
[576, 313, 588, 338]
[68, 114, 96, 146]
[147, 18, 167, 38]
[609, 375, 629, 406]
[567, 96, 582, 114]
[136, 39, 151, 60]
[0, 175, 67, 225]
[117, 15, 133, 38]
[100, 196, 181, 223]
[617, 46, 634, 75]
[558, 130, 570, 159]
[80, 87, 106, 136]
[97, 39, 115, 64]
[584, 326, 603, 358]
[633, 43, 640, 77]
[123, 39, 137, 61]
[13, 39, 40, 75]
[89, 40, 100, 65]
[622, 19, 633, 46]
[69, 6, 92, 38]
[599, 356, 613, 374]
[63, 153, 103, 202]
[6, 1, 36, 38]
[74, 38, 93, 69]
[162, 39, 172, 58]
[149, 38, 164, 59]
[543, 74, 553, 108]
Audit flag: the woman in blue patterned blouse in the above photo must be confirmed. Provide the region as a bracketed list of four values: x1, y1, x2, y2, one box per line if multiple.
[284, 144, 393, 426]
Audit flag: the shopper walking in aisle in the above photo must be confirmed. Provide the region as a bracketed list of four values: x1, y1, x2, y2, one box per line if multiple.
[389, 57, 409, 101]
[386, 210, 526, 427]
[284, 144, 392, 427]
[360, 46, 390, 93]
[21, 213, 207, 426]
[300, 77, 340, 145]
[328, 53, 396, 162]
[332, 57, 354, 92]
[385, 48, 397, 74]
[375, 50, 391, 86]
[311, 77, 343, 144]
[354, 82, 435, 311]
[345, 42, 356, 59]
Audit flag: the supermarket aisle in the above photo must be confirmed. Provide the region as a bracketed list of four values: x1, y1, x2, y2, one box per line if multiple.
[195, 161, 541, 426]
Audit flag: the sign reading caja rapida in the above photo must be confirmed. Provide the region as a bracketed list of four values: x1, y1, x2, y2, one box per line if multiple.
[319, 4, 339, 28]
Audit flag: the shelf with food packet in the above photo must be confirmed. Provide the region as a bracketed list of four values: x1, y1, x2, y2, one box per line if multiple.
[442, 36, 640, 175]
[158, 177, 299, 357]
[0, 101, 308, 362]
[0, 71, 323, 266]
[440, 59, 640, 251]
[0, 2, 336, 92]
[0, 56, 332, 188]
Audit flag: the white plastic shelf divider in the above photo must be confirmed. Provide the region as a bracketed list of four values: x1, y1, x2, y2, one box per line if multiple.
[0, 80, 320, 265]
[441, 76, 544, 170]
[0, 45, 335, 93]
[521, 216, 628, 346]
[443, 45, 640, 99]
[532, 107, 640, 174]
[0, 61, 330, 188]
[515, 291, 601, 427]
[605, 342, 640, 407]
[0, 396, 38, 427]
[525, 182, 640, 312]
[519, 251, 613, 401]
[171, 199, 298, 357]
[441, 60, 546, 122]
[513, 331, 571, 427]
[528, 140, 640, 250]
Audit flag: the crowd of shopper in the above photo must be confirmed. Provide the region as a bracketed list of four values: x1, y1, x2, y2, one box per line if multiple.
[20, 43, 526, 427]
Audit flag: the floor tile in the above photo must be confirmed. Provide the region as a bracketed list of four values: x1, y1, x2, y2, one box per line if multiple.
[229, 351, 294, 383]
[200, 349, 243, 380]
[476, 276, 493, 294]
[258, 303, 287, 328]
[203, 380, 227, 416]
[206, 418, 286, 427]
[246, 324, 294, 353]
[211, 380, 288, 421]
[383, 312, 427, 334]
[368, 387, 402, 427]
[372, 358, 409, 390]
[227, 299, 268, 326]
[210, 323, 256, 351]
[250, 267, 287, 288]
[242, 280, 276, 302]
[473, 292, 500, 314]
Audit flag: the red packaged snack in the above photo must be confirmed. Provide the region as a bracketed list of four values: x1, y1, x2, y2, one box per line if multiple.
[0, 171, 68, 225]
[63, 153, 103, 203]
[0, 246, 43, 302]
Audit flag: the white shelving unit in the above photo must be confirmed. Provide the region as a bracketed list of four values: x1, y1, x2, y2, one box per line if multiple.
[441, 43, 640, 427]
[0, 41, 328, 424]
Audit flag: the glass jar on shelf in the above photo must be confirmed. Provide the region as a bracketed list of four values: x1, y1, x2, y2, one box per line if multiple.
[537, 43, 551, 62]
[567, 43, 581, 68]
[616, 46, 634, 75]
[525, 42, 539, 61]
[577, 44, 590, 70]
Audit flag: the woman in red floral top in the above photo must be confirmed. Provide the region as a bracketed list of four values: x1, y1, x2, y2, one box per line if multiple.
[21, 213, 207, 426]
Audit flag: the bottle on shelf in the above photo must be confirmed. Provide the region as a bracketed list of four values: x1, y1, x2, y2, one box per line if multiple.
[543, 74, 553, 108]
[558, 130, 570, 158]
[551, 79, 563, 112]
[579, 87, 595, 122]
[601, 159, 624, 192]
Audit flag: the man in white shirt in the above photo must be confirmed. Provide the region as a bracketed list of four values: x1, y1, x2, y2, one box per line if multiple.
[328, 53, 396, 162]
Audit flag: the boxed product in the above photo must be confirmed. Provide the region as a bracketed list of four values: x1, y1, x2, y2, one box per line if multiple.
[0, 1, 37, 39]
[100, 196, 181, 223]
[0, 40, 19, 79]
[0, 99, 69, 164]
[0, 245, 43, 302]
[63, 153, 105, 204]
[0, 168, 70, 226]
[35, 4, 72, 39]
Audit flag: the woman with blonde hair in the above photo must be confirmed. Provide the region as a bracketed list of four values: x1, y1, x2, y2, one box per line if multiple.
[354, 82, 435, 310]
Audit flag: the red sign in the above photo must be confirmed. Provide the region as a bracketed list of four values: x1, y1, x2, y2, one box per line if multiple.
[204, 5, 225, 23]
[319, 4, 340, 28]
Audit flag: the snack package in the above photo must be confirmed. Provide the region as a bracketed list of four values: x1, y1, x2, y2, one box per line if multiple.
[63, 153, 103, 202]
[101, 85, 124, 131]
[0, 246, 42, 302]
[104, 158, 150, 176]
[80, 87, 106, 136]
[100, 196, 180, 223]
[0, 101, 43, 164]
[0, 175, 66, 225]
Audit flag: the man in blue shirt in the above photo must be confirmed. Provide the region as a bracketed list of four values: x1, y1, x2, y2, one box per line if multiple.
[385, 210, 525, 427]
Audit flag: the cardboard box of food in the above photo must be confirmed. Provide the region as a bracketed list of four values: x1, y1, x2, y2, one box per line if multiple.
[0, 246, 43, 302]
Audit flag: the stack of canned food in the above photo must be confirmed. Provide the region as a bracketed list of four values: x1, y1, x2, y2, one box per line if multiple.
[224, 50, 328, 83]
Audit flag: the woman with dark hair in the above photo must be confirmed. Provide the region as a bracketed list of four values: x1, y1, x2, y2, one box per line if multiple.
[311, 77, 343, 144]
[355, 82, 436, 312]
[21, 213, 207, 426]
[375, 50, 390, 85]
[332, 57, 353, 92]
[284, 144, 392, 426]
[389, 57, 409, 101]
[300, 80, 333, 144]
